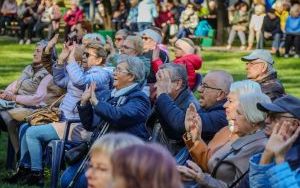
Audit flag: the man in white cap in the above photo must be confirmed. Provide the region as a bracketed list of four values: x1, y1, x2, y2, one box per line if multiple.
[241, 49, 285, 101]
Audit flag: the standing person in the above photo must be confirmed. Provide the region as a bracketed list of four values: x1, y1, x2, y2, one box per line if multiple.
[0, 0, 17, 35]
[63, 0, 83, 41]
[137, 0, 158, 32]
[126, 0, 139, 32]
[17, 0, 38, 44]
[226, 2, 249, 50]
[284, 4, 300, 58]
[247, 4, 265, 51]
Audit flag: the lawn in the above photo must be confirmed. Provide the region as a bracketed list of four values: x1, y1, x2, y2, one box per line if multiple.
[0, 36, 299, 187]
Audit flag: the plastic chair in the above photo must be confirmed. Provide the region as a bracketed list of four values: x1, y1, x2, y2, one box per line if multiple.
[47, 119, 81, 188]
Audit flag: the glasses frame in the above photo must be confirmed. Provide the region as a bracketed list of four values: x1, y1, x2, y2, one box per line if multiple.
[199, 82, 222, 91]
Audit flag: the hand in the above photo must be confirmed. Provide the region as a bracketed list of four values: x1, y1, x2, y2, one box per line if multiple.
[67, 44, 77, 63]
[177, 160, 205, 183]
[152, 45, 160, 60]
[185, 103, 202, 142]
[265, 122, 300, 164]
[80, 85, 92, 106]
[89, 82, 98, 106]
[58, 43, 71, 64]
[0, 92, 16, 101]
[45, 33, 59, 53]
[155, 69, 172, 97]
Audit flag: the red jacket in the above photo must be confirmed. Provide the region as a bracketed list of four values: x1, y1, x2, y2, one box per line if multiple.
[63, 7, 83, 26]
[174, 54, 202, 89]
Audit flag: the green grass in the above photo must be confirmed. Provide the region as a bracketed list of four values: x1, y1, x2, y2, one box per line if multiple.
[0, 36, 300, 187]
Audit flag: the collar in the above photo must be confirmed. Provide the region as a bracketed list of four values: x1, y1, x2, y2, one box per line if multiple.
[111, 83, 138, 98]
[258, 72, 277, 84]
[231, 130, 266, 151]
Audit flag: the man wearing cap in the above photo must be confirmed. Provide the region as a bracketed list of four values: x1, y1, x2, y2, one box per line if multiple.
[248, 95, 300, 187]
[242, 49, 285, 101]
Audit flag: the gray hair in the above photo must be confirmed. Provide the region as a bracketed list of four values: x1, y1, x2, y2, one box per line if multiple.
[119, 55, 146, 83]
[125, 35, 144, 55]
[116, 29, 130, 38]
[239, 93, 271, 124]
[90, 133, 144, 156]
[36, 40, 57, 61]
[83, 33, 106, 45]
[230, 80, 262, 97]
[266, 62, 276, 75]
[209, 70, 234, 94]
[159, 63, 188, 89]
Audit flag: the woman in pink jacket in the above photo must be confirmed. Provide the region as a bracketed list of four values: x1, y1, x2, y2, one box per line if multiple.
[63, 0, 83, 41]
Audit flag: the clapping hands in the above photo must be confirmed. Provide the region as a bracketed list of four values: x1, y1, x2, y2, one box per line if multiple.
[177, 160, 205, 183]
[155, 69, 173, 97]
[80, 82, 98, 106]
[185, 103, 202, 142]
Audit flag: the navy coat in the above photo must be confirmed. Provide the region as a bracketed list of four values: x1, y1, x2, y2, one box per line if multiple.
[77, 84, 151, 140]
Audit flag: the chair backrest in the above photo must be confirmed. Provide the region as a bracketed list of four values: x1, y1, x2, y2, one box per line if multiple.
[192, 73, 202, 92]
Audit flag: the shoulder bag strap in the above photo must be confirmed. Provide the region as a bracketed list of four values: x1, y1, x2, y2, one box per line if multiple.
[49, 94, 66, 109]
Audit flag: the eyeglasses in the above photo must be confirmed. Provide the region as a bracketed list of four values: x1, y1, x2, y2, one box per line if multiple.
[199, 83, 222, 91]
[121, 45, 134, 50]
[269, 113, 297, 121]
[142, 36, 151, 41]
[83, 52, 97, 58]
[114, 67, 130, 74]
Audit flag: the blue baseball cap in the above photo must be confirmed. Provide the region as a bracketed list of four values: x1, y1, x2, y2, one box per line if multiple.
[241, 49, 275, 65]
[257, 95, 300, 119]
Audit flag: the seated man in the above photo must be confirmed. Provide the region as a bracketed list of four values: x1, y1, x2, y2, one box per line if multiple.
[249, 95, 300, 187]
[152, 69, 232, 154]
[147, 63, 200, 154]
[241, 49, 285, 101]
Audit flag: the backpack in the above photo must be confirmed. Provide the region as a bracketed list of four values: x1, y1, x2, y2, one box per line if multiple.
[194, 20, 212, 37]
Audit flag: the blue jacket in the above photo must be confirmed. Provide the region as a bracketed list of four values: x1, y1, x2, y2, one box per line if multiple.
[52, 62, 112, 119]
[285, 16, 300, 35]
[155, 91, 227, 142]
[249, 153, 300, 188]
[249, 140, 300, 188]
[77, 84, 151, 140]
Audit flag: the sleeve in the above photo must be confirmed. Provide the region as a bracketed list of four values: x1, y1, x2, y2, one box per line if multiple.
[4, 80, 18, 94]
[66, 61, 97, 90]
[151, 58, 163, 73]
[155, 93, 187, 140]
[249, 153, 275, 188]
[15, 75, 52, 106]
[152, 4, 158, 18]
[52, 63, 69, 89]
[183, 133, 210, 172]
[93, 95, 150, 128]
[267, 162, 300, 188]
[77, 101, 95, 131]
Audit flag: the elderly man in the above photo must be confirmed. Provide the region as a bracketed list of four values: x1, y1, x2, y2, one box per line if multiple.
[248, 95, 300, 187]
[147, 63, 200, 154]
[242, 49, 285, 101]
[152, 69, 233, 153]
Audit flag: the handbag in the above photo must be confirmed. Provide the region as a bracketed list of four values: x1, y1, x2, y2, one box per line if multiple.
[26, 94, 65, 126]
[8, 107, 34, 122]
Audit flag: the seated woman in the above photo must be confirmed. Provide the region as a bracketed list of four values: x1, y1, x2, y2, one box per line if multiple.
[111, 144, 183, 188]
[85, 133, 144, 188]
[60, 55, 151, 188]
[0, 40, 50, 155]
[183, 80, 263, 172]
[4, 42, 112, 186]
[178, 92, 270, 187]
[0, 0, 17, 35]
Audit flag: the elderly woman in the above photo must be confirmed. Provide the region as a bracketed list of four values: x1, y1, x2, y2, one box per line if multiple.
[0, 40, 50, 155]
[178, 92, 270, 187]
[59, 55, 151, 188]
[111, 144, 183, 188]
[5, 42, 112, 186]
[79, 55, 150, 139]
[183, 80, 262, 172]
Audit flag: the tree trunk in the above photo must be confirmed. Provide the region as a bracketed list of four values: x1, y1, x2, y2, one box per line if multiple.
[216, 0, 228, 45]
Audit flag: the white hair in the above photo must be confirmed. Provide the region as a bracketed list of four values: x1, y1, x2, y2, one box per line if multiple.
[230, 80, 262, 97]
[239, 93, 271, 124]
[83, 33, 106, 45]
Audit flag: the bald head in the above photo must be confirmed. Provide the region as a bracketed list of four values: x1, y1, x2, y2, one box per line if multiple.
[198, 70, 233, 109]
[206, 70, 233, 94]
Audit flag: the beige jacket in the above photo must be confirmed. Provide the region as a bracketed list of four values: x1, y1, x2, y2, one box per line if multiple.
[198, 130, 267, 188]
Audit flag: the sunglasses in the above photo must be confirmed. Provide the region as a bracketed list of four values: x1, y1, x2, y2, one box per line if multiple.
[83, 52, 97, 58]
[142, 36, 151, 41]
[115, 37, 123, 42]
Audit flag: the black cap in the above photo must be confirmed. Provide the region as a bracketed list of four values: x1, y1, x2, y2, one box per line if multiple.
[257, 95, 300, 119]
